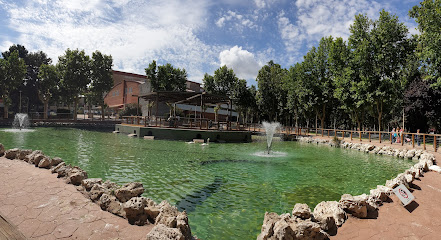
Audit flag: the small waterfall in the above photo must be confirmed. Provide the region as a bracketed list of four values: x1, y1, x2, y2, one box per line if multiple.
[12, 113, 30, 130]
[262, 121, 280, 154]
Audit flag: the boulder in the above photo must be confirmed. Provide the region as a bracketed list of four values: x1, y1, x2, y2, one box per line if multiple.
[405, 149, 416, 159]
[145, 198, 160, 222]
[385, 173, 409, 189]
[369, 185, 392, 202]
[33, 153, 46, 166]
[115, 182, 145, 202]
[4, 148, 20, 159]
[37, 157, 51, 168]
[292, 203, 311, 220]
[102, 180, 119, 190]
[89, 184, 110, 201]
[367, 145, 375, 151]
[81, 178, 102, 191]
[155, 201, 179, 228]
[25, 150, 43, 163]
[271, 213, 295, 239]
[123, 197, 149, 226]
[51, 162, 66, 173]
[67, 167, 88, 185]
[429, 165, 441, 173]
[17, 149, 32, 160]
[291, 219, 329, 240]
[398, 150, 408, 158]
[176, 211, 192, 240]
[313, 201, 346, 227]
[50, 157, 63, 167]
[257, 212, 280, 240]
[56, 164, 73, 178]
[0, 143, 4, 156]
[339, 194, 368, 218]
[99, 193, 125, 218]
[146, 224, 184, 240]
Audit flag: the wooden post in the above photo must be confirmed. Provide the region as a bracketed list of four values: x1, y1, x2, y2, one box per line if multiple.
[435, 136, 437, 152]
[412, 134, 415, 148]
[321, 128, 323, 137]
[369, 132, 371, 142]
[359, 131, 362, 142]
[144, 116, 147, 127]
[379, 131, 382, 143]
[424, 135, 426, 150]
[401, 134, 404, 146]
[342, 131, 344, 139]
[390, 133, 392, 144]
[350, 131, 352, 141]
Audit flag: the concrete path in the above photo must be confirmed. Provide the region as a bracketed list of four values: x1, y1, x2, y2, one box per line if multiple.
[0, 157, 153, 240]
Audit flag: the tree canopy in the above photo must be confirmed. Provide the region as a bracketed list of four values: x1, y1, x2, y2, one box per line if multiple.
[145, 60, 187, 92]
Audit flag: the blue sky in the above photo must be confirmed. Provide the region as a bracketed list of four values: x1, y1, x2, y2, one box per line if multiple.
[0, 0, 419, 86]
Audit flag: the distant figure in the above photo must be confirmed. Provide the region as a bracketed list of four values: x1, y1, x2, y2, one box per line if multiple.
[391, 128, 396, 143]
[396, 127, 401, 143]
[201, 138, 210, 146]
[416, 129, 421, 146]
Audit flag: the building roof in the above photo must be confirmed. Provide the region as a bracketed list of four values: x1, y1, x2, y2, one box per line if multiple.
[138, 91, 230, 105]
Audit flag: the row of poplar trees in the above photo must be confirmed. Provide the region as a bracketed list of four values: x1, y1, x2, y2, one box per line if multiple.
[203, 4, 441, 133]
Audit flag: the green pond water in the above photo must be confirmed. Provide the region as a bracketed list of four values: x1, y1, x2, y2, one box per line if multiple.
[0, 127, 414, 239]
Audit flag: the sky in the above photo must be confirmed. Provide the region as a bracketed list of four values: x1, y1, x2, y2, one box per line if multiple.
[0, 0, 420, 86]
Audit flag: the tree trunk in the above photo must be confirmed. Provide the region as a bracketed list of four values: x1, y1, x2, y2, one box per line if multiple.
[101, 102, 105, 120]
[320, 104, 326, 130]
[44, 100, 49, 119]
[3, 105, 8, 119]
[376, 100, 383, 133]
[74, 97, 78, 121]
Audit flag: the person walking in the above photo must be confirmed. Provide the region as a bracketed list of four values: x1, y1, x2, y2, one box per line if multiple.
[396, 127, 400, 143]
[416, 129, 421, 146]
[391, 128, 396, 143]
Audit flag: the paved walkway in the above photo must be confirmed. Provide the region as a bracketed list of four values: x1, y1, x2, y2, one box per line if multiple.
[311, 135, 441, 240]
[0, 157, 153, 240]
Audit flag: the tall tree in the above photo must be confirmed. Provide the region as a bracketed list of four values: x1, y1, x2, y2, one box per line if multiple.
[410, 0, 441, 87]
[37, 64, 60, 119]
[0, 51, 27, 118]
[57, 49, 91, 120]
[349, 11, 411, 131]
[256, 61, 287, 122]
[203, 65, 238, 97]
[90, 51, 113, 120]
[145, 60, 187, 92]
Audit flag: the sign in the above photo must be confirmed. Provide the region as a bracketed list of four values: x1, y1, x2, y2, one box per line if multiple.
[393, 184, 415, 206]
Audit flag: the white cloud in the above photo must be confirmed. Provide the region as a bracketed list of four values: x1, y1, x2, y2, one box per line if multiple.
[215, 10, 258, 31]
[0, 0, 217, 82]
[278, 0, 386, 53]
[219, 46, 262, 80]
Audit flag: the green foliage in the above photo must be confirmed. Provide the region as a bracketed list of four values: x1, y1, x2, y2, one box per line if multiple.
[0, 50, 27, 118]
[90, 51, 113, 119]
[119, 103, 140, 116]
[37, 64, 60, 119]
[145, 60, 187, 92]
[256, 61, 287, 122]
[410, 0, 441, 87]
[203, 65, 238, 96]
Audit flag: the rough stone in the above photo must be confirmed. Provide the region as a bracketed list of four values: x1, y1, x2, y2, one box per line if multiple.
[115, 182, 145, 203]
[429, 165, 441, 173]
[0, 143, 4, 156]
[4, 148, 20, 159]
[405, 149, 416, 159]
[81, 178, 102, 191]
[369, 185, 392, 202]
[99, 193, 125, 218]
[145, 198, 160, 222]
[37, 157, 51, 168]
[123, 197, 149, 226]
[176, 211, 192, 240]
[257, 212, 280, 240]
[50, 157, 63, 167]
[17, 149, 32, 160]
[313, 201, 346, 227]
[56, 164, 73, 178]
[25, 150, 43, 163]
[89, 184, 110, 201]
[155, 201, 179, 228]
[339, 194, 368, 218]
[65, 167, 88, 185]
[292, 203, 311, 220]
[385, 173, 409, 189]
[33, 153, 46, 166]
[146, 224, 184, 240]
[291, 219, 329, 240]
[51, 162, 66, 173]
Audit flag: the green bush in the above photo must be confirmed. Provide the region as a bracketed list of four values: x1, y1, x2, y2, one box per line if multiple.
[119, 103, 140, 116]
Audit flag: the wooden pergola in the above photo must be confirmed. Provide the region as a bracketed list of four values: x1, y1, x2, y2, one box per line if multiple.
[137, 91, 232, 120]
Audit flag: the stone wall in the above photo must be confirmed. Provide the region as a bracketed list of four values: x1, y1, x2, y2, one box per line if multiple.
[257, 136, 438, 240]
[0, 144, 194, 240]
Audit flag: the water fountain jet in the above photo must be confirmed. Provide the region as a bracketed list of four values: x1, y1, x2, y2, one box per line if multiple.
[13, 113, 30, 130]
[262, 121, 280, 154]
